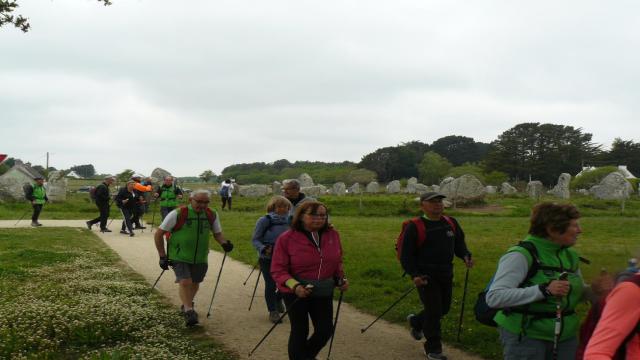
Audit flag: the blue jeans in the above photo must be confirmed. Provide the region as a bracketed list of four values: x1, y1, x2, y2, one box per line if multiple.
[259, 257, 282, 312]
[499, 327, 577, 360]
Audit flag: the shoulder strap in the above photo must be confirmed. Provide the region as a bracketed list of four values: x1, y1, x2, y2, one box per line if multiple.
[204, 208, 216, 227]
[516, 241, 541, 283]
[441, 215, 457, 233]
[173, 206, 189, 232]
[411, 217, 427, 248]
[261, 214, 273, 237]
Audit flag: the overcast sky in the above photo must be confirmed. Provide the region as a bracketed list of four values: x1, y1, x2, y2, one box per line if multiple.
[2, 0, 639, 176]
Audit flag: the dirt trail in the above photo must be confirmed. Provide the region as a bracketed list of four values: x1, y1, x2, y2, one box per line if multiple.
[1, 220, 484, 360]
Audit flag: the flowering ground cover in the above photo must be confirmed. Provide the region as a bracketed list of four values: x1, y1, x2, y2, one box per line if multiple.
[0, 227, 236, 360]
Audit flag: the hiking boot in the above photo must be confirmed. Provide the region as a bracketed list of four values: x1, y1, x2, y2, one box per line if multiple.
[120, 230, 129, 235]
[184, 309, 198, 326]
[269, 311, 282, 324]
[407, 314, 423, 340]
[100, 229, 112, 233]
[129, 232, 135, 237]
[276, 299, 285, 313]
[134, 225, 146, 230]
[426, 352, 447, 360]
[86, 221, 92, 229]
[35, 222, 43, 227]
[31, 222, 39, 227]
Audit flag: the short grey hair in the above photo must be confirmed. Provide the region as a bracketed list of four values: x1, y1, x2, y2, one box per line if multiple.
[164, 175, 174, 181]
[104, 176, 115, 181]
[190, 189, 211, 198]
[283, 179, 300, 190]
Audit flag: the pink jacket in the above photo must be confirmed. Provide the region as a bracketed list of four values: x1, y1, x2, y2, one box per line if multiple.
[270, 228, 344, 294]
[584, 274, 640, 360]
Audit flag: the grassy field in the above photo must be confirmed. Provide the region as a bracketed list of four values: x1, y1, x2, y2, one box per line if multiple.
[1, 192, 639, 358]
[0, 228, 236, 360]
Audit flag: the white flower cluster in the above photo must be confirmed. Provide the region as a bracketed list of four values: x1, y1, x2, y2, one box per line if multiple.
[0, 249, 232, 359]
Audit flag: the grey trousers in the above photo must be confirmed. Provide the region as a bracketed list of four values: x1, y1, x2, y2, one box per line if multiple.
[499, 327, 577, 360]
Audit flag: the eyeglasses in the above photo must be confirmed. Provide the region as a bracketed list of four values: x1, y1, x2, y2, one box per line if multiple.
[193, 200, 210, 205]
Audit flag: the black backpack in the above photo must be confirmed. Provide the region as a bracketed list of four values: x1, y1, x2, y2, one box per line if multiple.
[23, 183, 33, 201]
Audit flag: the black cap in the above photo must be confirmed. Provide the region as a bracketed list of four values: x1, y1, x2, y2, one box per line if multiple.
[420, 192, 446, 202]
[34, 176, 44, 180]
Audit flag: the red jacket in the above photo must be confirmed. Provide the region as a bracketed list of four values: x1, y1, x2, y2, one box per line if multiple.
[270, 228, 344, 294]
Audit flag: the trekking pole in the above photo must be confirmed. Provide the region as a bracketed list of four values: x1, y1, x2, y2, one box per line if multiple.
[14, 208, 30, 226]
[248, 285, 314, 357]
[147, 269, 165, 297]
[206, 251, 228, 318]
[248, 269, 261, 311]
[361, 284, 417, 334]
[552, 272, 569, 360]
[456, 267, 470, 342]
[243, 260, 260, 286]
[327, 283, 345, 360]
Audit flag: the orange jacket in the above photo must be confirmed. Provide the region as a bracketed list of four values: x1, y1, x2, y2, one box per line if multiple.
[133, 183, 152, 192]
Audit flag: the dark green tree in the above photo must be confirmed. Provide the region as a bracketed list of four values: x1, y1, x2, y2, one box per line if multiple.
[484, 123, 600, 185]
[359, 141, 429, 182]
[418, 151, 452, 185]
[70, 164, 96, 178]
[598, 138, 640, 175]
[1, 0, 111, 32]
[430, 135, 491, 166]
[199, 170, 215, 183]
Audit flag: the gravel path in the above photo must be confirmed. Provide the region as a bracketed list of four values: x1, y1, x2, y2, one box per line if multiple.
[1, 220, 485, 360]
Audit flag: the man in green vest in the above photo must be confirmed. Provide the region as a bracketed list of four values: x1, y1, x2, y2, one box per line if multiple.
[153, 175, 183, 220]
[25, 176, 48, 227]
[153, 189, 233, 327]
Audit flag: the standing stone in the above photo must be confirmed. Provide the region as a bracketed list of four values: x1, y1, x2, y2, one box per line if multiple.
[485, 185, 497, 194]
[348, 183, 361, 194]
[302, 185, 326, 197]
[46, 171, 67, 202]
[298, 173, 314, 187]
[577, 189, 589, 196]
[0, 161, 43, 202]
[431, 185, 440, 192]
[414, 183, 431, 194]
[237, 184, 271, 197]
[332, 182, 346, 196]
[150, 168, 172, 183]
[501, 182, 517, 195]
[548, 173, 571, 199]
[366, 181, 379, 193]
[386, 180, 401, 194]
[526, 181, 544, 200]
[272, 181, 282, 195]
[590, 172, 633, 200]
[439, 175, 486, 204]
[405, 177, 418, 194]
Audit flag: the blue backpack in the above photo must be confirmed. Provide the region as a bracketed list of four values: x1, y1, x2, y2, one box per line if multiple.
[219, 185, 230, 197]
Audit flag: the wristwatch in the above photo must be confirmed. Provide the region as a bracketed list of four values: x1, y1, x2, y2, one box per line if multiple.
[539, 284, 553, 298]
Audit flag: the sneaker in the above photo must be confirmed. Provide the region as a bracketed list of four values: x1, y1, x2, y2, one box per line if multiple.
[120, 230, 129, 235]
[134, 225, 146, 230]
[184, 310, 198, 326]
[36, 222, 43, 227]
[100, 229, 112, 233]
[269, 311, 282, 324]
[426, 352, 447, 360]
[31, 222, 38, 227]
[129, 233, 135, 237]
[276, 299, 285, 313]
[407, 314, 423, 340]
[86, 221, 92, 230]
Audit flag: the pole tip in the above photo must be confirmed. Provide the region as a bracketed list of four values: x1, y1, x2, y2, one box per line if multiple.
[360, 328, 365, 333]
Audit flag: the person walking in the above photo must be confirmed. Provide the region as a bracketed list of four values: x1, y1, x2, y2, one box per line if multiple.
[154, 175, 183, 220]
[271, 201, 348, 360]
[251, 195, 292, 323]
[486, 202, 586, 360]
[154, 189, 233, 326]
[219, 179, 234, 210]
[130, 174, 152, 229]
[25, 176, 48, 227]
[281, 179, 314, 221]
[86, 176, 115, 232]
[115, 180, 140, 237]
[401, 192, 473, 360]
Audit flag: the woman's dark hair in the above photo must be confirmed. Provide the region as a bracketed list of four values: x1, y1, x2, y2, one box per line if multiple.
[291, 201, 329, 232]
[529, 202, 580, 238]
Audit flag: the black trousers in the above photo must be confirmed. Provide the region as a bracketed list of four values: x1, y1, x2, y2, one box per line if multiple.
[283, 294, 333, 360]
[88, 202, 110, 230]
[409, 271, 453, 354]
[131, 204, 143, 227]
[120, 208, 134, 233]
[221, 196, 232, 210]
[31, 204, 43, 222]
[259, 258, 282, 312]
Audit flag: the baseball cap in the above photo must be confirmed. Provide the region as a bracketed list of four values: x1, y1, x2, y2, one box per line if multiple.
[420, 192, 446, 202]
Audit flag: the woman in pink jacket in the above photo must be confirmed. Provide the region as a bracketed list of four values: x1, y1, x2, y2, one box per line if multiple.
[271, 201, 348, 360]
[584, 273, 640, 359]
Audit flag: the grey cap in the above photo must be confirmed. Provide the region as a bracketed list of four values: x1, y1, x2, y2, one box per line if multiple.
[420, 192, 446, 202]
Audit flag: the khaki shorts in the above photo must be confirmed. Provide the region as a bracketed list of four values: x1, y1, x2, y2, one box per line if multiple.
[172, 261, 208, 283]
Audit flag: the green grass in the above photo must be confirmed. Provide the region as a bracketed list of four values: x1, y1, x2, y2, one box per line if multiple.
[0, 228, 236, 360]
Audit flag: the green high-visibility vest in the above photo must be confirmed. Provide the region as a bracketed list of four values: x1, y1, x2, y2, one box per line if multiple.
[33, 185, 46, 205]
[159, 185, 178, 207]
[168, 206, 211, 264]
[493, 235, 584, 342]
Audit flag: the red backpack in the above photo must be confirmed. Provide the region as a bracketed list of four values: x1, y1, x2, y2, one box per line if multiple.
[395, 215, 456, 260]
[576, 274, 640, 359]
[172, 206, 216, 233]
